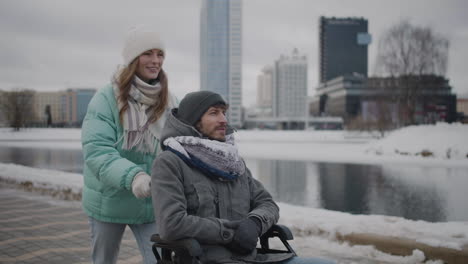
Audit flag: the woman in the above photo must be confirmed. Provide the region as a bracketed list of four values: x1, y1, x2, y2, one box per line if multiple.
[81, 26, 177, 264]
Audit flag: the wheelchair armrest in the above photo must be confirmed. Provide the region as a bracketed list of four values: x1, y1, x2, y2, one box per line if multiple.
[259, 224, 296, 255]
[261, 224, 294, 241]
[151, 234, 203, 257]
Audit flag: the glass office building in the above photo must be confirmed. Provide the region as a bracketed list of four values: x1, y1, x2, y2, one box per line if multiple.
[200, 0, 242, 127]
[319, 16, 371, 83]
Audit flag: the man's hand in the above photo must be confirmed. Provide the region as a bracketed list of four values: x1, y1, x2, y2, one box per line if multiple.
[226, 217, 261, 255]
[131, 172, 151, 198]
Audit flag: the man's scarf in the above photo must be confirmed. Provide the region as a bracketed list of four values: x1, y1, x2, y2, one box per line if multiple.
[163, 134, 246, 180]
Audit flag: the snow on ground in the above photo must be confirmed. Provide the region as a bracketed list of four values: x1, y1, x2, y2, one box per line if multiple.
[0, 163, 82, 193]
[365, 123, 468, 160]
[278, 202, 468, 251]
[235, 124, 468, 167]
[0, 128, 81, 141]
[0, 128, 81, 149]
[234, 129, 374, 143]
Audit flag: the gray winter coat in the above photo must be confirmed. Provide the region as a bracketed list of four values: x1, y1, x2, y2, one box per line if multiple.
[151, 110, 294, 263]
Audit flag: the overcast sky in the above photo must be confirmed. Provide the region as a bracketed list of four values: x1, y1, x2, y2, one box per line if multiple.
[1, 0, 467, 107]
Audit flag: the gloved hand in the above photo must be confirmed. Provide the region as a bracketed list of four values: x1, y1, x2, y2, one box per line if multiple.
[226, 217, 261, 255]
[131, 172, 151, 199]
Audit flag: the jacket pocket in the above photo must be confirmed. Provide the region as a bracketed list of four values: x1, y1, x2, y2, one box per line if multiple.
[185, 184, 199, 215]
[185, 182, 217, 217]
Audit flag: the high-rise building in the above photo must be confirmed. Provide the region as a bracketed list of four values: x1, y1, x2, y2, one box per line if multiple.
[319, 16, 371, 83]
[256, 66, 273, 109]
[200, 0, 242, 128]
[273, 48, 308, 119]
[246, 49, 308, 129]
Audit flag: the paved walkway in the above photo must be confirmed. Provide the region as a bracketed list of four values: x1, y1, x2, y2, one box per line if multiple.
[0, 185, 144, 264]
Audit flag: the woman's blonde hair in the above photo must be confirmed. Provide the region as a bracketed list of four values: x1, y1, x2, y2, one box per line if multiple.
[116, 58, 168, 124]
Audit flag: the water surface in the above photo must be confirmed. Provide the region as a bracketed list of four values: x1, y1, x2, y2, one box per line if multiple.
[1, 146, 466, 222]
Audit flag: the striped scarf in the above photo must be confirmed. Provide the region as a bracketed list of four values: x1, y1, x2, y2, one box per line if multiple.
[114, 76, 167, 153]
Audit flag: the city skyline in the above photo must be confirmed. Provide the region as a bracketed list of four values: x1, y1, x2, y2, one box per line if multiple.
[1, 0, 467, 107]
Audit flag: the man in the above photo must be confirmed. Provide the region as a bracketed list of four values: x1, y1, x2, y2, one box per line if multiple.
[151, 91, 334, 264]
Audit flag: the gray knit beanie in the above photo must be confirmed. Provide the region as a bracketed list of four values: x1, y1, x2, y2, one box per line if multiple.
[177, 91, 227, 126]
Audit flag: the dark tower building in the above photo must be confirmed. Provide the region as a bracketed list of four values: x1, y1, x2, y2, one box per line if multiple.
[312, 16, 456, 126]
[319, 16, 371, 83]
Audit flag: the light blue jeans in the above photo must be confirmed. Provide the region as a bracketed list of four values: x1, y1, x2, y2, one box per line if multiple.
[280, 256, 336, 264]
[88, 217, 156, 264]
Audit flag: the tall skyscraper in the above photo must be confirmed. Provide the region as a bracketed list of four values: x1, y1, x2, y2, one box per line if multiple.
[319, 16, 371, 83]
[200, 0, 242, 127]
[273, 48, 308, 119]
[256, 66, 273, 110]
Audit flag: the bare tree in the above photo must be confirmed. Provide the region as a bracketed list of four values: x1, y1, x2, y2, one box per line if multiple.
[0, 89, 36, 131]
[375, 20, 449, 125]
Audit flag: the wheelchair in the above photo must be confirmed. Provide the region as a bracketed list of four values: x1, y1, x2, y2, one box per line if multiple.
[151, 224, 297, 264]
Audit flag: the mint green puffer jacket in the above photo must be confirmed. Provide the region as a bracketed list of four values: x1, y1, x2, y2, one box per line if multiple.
[81, 83, 176, 224]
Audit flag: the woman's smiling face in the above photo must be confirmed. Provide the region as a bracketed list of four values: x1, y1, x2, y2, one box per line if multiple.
[135, 49, 165, 82]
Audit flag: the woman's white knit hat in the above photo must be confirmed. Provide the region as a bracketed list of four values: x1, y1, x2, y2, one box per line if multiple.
[122, 25, 165, 65]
